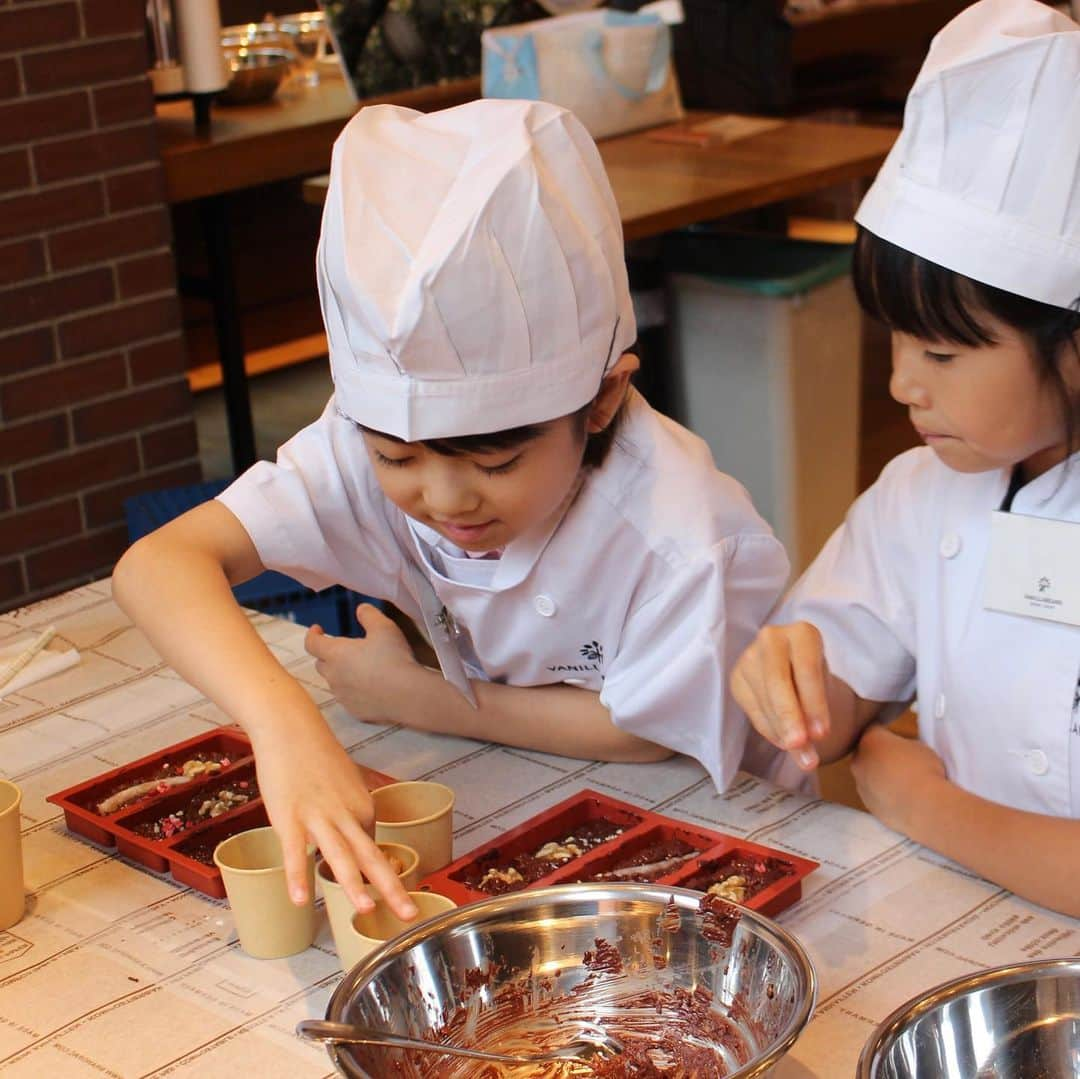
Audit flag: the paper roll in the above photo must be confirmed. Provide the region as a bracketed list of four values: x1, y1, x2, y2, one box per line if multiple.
[0, 648, 80, 700]
[175, 0, 228, 94]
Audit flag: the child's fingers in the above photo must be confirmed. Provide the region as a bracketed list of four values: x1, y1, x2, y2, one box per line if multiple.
[759, 628, 813, 753]
[731, 663, 780, 745]
[338, 816, 420, 922]
[278, 819, 314, 906]
[788, 624, 830, 741]
[315, 825, 377, 914]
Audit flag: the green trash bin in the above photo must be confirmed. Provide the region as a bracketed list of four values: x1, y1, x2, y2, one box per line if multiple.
[665, 233, 861, 575]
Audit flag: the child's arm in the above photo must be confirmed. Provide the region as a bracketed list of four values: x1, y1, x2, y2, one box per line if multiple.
[112, 502, 418, 919]
[852, 725, 1080, 918]
[732, 621, 889, 769]
[305, 607, 672, 762]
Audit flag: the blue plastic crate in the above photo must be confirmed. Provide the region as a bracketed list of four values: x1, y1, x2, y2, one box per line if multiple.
[123, 479, 375, 637]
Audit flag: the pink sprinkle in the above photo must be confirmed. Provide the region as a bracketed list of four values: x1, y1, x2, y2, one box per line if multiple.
[221, 758, 231, 767]
[238, 781, 249, 789]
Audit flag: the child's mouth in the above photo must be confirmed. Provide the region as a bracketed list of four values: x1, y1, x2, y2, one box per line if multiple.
[437, 520, 495, 544]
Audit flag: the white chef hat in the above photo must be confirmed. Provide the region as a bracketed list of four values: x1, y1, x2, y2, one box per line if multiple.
[316, 99, 636, 440]
[856, 0, 1080, 309]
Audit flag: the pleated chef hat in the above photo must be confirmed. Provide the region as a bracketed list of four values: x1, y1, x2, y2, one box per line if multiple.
[316, 99, 636, 440]
[856, 0, 1080, 309]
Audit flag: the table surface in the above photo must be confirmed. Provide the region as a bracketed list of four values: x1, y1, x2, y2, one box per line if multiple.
[2, 584, 1078, 1077]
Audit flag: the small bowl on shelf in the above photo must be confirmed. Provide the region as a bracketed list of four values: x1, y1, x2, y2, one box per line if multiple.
[219, 46, 295, 106]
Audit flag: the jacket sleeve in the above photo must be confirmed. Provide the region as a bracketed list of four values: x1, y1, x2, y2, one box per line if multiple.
[215, 398, 407, 600]
[776, 449, 927, 705]
[600, 531, 790, 791]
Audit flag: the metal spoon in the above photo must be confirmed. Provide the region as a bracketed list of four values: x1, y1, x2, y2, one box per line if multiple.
[296, 1019, 624, 1065]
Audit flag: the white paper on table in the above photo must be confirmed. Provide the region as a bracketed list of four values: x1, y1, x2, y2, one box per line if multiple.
[0, 642, 80, 699]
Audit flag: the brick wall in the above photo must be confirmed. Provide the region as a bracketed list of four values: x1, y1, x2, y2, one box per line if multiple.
[0, 0, 200, 609]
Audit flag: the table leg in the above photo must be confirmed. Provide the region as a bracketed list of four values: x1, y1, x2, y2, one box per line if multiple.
[198, 194, 257, 473]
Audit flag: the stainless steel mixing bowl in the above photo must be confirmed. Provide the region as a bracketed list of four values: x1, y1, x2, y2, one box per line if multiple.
[858, 958, 1080, 1078]
[323, 883, 816, 1077]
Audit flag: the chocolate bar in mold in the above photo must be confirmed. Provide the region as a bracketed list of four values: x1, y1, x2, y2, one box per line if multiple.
[566, 823, 722, 885]
[46, 727, 252, 846]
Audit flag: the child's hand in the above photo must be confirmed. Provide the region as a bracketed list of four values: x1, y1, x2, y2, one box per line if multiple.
[252, 720, 419, 921]
[851, 724, 946, 833]
[731, 623, 831, 771]
[305, 605, 419, 723]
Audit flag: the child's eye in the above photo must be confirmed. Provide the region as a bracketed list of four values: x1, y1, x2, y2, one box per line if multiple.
[477, 455, 521, 476]
[374, 450, 411, 468]
[924, 350, 956, 364]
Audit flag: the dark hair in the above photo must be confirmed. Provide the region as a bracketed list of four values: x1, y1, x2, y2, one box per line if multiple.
[853, 225, 1080, 454]
[361, 399, 626, 469]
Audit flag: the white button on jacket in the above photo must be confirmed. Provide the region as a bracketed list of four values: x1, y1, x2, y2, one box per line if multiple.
[219, 389, 790, 792]
[779, 447, 1080, 818]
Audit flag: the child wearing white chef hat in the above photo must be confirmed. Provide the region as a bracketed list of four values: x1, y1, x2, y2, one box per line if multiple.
[733, 0, 1080, 915]
[115, 98, 788, 913]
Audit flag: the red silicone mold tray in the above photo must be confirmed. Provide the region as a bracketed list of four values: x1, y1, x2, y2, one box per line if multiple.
[422, 789, 818, 916]
[47, 726, 396, 899]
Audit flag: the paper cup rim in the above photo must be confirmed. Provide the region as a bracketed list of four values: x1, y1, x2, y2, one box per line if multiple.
[0, 780, 21, 818]
[372, 781, 455, 826]
[347, 890, 457, 941]
[213, 825, 315, 874]
[316, 842, 420, 886]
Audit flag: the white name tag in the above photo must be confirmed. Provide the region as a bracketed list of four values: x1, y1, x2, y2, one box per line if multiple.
[983, 510, 1080, 627]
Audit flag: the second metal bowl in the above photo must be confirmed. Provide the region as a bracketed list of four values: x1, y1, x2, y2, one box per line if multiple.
[858, 958, 1080, 1078]
[324, 883, 817, 1077]
[219, 46, 294, 106]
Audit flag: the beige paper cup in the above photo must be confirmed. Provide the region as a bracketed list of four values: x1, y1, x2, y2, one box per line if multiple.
[213, 826, 315, 959]
[0, 780, 24, 930]
[317, 842, 420, 964]
[372, 781, 455, 877]
[337, 890, 457, 970]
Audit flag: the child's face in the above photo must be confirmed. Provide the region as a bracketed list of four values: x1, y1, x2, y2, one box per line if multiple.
[362, 416, 587, 551]
[889, 319, 1076, 478]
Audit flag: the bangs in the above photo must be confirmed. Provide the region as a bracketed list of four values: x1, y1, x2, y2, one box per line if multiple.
[361, 423, 547, 456]
[853, 227, 998, 347]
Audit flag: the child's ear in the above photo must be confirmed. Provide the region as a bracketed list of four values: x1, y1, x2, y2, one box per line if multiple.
[587, 352, 640, 433]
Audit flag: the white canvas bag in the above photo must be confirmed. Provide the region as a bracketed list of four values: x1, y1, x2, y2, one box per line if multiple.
[482, 2, 684, 140]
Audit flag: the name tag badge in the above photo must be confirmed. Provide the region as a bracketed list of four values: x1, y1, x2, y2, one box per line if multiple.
[983, 511, 1080, 627]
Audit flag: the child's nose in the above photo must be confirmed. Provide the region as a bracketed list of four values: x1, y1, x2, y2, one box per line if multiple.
[422, 474, 481, 517]
[889, 344, 929, 408]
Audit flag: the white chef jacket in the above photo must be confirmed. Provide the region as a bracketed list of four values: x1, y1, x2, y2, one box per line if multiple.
[217, 388, 790, 791]
[778, 446, 1080, 817]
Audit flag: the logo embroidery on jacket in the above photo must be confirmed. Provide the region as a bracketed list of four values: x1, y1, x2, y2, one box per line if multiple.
[547, 641, 604, 675]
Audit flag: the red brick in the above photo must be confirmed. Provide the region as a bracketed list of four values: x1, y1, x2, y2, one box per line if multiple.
[1, 352, 127, 420]
[92, 79, 153, 127]
[129, 335, 187, 383]
[34, 122, 157, 184]
[13, 437, 138, 505]
[0, 479, 9, 515]
[0, 498, 81, 558]
[117, 249, 175, 299]
[0, 3, 79, 51]
[0, 237, 46, 288]
[82, 0, 142, 37]
[0, 92, 91, 149]
[105, 165, 165, 213]
[59, 294, 179, 358]
[48, 207, 171, 272]
[141, 417, 199, 469]
[0, 268, 114, 334]
[0, 558, 26, 607]
[0, 180, 104, 242]
[73, 377, 191, 443]
[0, 413, 68, 467]
[0, 147, 30, 195]
[22, 39, 147, 95]
[25, 522, 127, 592]
[83, 460, 201, 528]
[0, 326, 55, 376]
[0, 59, 19, 102]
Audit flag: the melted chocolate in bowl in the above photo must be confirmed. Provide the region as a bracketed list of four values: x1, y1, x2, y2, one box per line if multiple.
[325, 886, 815, 1079]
